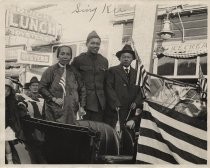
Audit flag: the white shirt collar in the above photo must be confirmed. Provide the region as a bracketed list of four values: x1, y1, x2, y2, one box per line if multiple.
[123, 66, 131, 71]
[123, 66, 130, 72]
[58, 63, 65, 68]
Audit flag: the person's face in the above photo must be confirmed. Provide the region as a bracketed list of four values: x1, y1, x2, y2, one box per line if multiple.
[29, 83, 39, 93]
[58, 46, 72, 65]
[86, 38, 101, 54]
[119, 53, 134, 67]
[5, 86, 11, 97]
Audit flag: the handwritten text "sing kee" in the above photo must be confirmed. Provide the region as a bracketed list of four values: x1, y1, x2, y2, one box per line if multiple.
[72, 3, 128, 22]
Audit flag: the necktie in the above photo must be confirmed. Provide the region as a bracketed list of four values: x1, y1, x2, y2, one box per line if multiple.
[125, 68, 130, 80]
[125, 68, 129, 74]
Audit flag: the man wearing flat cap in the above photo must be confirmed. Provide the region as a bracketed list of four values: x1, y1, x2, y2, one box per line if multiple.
[104, 44, 143, 132]
[72, 31, 108, 122]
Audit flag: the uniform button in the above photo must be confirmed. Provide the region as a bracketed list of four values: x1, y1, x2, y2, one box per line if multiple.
[123, 84, 127, 86]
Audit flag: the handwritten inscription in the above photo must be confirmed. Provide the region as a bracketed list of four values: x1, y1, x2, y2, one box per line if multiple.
[72, 3, 130, 22]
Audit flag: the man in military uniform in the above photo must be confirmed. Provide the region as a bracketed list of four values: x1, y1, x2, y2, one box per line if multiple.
[72, 31, 108, 122]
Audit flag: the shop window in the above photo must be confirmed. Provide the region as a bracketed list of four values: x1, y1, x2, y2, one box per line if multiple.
[157, 57, 175, 75]
[122, 22, 133, 43]
[154, 54, 207, 78]
[177, 58, 196, 75]
[200, 55, 207, 75]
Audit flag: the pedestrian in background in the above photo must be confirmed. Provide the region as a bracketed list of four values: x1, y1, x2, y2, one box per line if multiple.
[23, 76, 45, 164]
[5, 78, 28, 164]
[72, 31, 108, 122]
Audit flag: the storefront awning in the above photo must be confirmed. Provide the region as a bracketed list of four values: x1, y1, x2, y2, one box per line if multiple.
[155, 39, 207, 59]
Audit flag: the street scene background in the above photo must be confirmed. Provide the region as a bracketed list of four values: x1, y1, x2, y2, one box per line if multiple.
[0, 0, 208, 165]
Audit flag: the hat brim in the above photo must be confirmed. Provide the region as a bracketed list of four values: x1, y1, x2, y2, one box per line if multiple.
[29, 81, 39, 85]
[116, 50, 136, 59]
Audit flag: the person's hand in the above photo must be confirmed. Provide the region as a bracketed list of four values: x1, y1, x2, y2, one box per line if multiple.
[135, 108, 142, 116]
[78, 107, 86, 119]
[53, 98, 63, 106]
[126, 120, 135, 129]
[130, 102, 136, 110]
[115, 107, 120, 112]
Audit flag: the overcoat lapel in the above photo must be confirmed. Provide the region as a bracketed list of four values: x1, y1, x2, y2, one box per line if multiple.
[116, 65, 129, 84]
[129, 67, 137, 86]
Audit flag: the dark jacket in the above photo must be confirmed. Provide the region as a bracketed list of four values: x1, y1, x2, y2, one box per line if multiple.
[39, 63, 86, 124]
[6, 93, 27, 140]
[71, 52, 108, 112]
[105, 64, 143, 127]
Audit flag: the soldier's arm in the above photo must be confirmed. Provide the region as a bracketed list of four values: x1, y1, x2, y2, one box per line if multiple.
[105, 69, 121, 110]
[75, 70, 86, 108]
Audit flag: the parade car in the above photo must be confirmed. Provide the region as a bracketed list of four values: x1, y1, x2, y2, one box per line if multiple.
[20, 72, 206, 164]
[21, 117, 136, 164]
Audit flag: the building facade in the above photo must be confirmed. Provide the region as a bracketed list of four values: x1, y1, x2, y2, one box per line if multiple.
[110, 4, 207, 84]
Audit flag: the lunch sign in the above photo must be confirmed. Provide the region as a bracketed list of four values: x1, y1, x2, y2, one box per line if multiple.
[5, 6, 62, 42]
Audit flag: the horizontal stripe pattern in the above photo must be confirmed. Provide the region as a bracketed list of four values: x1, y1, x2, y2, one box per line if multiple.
[137, 101, 207, 164]
[142, 113, 207, 150]
[147, 100, 207, 131]
[144, 102, 207, 140]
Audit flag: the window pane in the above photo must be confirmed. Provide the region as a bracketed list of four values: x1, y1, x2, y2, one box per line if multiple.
[200, 55, 207, 75]
[177, 58, 196, 75]
[157, 57, 175, 75]
[122, 22, 133, 43]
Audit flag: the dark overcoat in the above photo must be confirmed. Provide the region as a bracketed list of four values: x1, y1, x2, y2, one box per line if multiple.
[38, 64, 86, 124]
[71, 52, 108, 112]
[105, 64, 143, 127]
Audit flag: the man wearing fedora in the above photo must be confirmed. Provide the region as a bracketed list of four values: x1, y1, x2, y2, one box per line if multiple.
[28, 77, 42, 101]
[25, 76, 46, 163]
[72, 31, 108, 122]
[104, 44, 144, 133]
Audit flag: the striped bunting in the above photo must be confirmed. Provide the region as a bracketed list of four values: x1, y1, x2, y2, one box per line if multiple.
[136, 101, 207, 164]
[198, 65, 207, 99]
[59, 66, 66, 96]
[137, 61, 150, 93]
[130, 40, 150, 94]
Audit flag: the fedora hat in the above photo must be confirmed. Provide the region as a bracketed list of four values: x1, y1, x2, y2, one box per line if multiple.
[116, 44, 135, 59]
[29, 76, 39, 85]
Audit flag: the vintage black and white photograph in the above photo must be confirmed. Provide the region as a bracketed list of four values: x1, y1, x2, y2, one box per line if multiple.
[1, 0, 208, 165]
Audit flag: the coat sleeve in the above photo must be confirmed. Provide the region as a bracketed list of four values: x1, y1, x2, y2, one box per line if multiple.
[71, 57, 79, 70]
[74, 70, 86, 108]
[105, 69, 121, 110]
[38, 67, 54, 102]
